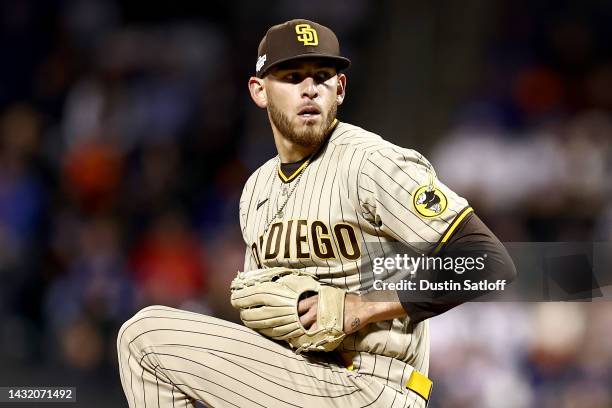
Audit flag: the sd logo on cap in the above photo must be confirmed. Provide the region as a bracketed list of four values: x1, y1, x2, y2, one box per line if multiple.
[255, 19, 350, 78]
[295, 23, 319, 46]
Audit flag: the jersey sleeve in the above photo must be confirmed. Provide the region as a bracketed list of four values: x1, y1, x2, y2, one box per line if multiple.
[239, 177, 257, 271]
[357, 144, 471, 253]
[238, 182, 250, 244]
[243, 246, 260, 272]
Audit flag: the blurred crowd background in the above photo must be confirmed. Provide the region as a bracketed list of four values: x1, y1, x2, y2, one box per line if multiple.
[0, 0, 610, 407]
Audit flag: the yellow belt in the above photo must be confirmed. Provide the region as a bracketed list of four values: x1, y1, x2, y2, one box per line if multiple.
[346, 364, 433, 402]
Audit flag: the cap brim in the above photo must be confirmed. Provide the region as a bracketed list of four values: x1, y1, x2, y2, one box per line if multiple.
[257, 54, 351, 78]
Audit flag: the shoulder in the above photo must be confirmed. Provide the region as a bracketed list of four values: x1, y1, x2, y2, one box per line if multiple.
[239, 156, 276, 232]
[329, 121, 384, 151]
[242, 157, 276, 192]
[330, 121, 432, 171]
[239, 157, 276, 209]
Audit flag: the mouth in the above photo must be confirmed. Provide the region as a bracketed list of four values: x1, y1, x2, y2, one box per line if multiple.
[297, 105, 321, 118]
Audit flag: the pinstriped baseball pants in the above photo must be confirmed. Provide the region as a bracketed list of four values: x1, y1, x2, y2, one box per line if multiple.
[117, 305, 425, 408]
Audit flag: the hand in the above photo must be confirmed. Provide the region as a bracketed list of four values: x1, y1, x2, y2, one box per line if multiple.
[297, 294, 319, 331]
[298, 293, 374, 334]
[298, 293, 403, 335]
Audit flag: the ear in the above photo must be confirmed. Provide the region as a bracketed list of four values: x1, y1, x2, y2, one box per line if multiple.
[336, 73, 347, 105]
[248, 77, 267, 108]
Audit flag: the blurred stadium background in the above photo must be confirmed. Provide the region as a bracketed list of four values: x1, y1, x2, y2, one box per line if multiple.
[0, 0, 611, 407]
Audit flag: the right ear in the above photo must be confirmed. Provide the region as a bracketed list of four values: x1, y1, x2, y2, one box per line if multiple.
[248, 77, 267, 108]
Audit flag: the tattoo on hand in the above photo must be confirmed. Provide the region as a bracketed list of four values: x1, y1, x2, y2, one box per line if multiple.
[351, 318, 361, 331]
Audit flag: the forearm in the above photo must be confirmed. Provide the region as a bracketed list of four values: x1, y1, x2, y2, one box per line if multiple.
[344, 295, 406, 334]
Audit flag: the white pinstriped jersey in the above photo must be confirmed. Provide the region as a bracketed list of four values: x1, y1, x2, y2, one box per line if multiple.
[238, 121, 470, 373]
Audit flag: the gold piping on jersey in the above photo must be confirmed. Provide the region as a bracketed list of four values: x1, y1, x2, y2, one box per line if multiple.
[432, 206, 474, 255]
[278, 159, 309, 182]
[277, 118, 339, 183]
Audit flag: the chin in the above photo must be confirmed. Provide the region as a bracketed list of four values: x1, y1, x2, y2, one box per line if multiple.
[291, 120, 315, 134]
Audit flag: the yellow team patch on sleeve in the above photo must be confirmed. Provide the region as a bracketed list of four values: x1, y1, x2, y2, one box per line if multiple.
[413, 185, 447, 218]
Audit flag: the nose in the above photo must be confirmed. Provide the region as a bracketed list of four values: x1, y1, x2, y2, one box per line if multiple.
[301, 77, 318, 99]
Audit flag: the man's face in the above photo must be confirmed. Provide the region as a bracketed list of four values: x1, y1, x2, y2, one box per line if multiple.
[262, 60, 345, 149]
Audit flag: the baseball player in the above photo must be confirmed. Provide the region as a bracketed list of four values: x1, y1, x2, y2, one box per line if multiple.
[117, 19, 515, 407]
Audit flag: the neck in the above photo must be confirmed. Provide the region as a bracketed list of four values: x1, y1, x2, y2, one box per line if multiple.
[273, 133, 318, 163]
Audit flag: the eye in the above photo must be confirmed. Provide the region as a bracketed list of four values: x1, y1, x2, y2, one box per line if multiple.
[283, 72, 302, 83]
[314, 70, 334, 83]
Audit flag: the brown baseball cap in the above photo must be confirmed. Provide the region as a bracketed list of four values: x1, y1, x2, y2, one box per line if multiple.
[255, 19, 351, 78]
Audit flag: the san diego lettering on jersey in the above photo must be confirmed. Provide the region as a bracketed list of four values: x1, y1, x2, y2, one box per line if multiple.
[250, 219, 361, 268]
